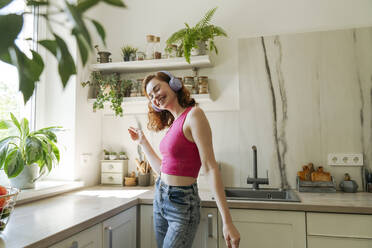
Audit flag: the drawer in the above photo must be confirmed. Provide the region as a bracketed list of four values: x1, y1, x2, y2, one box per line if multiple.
[308, 236, 372, 248]
[307, 212, 372, 238]
[101, 173, 123, 185]
[102, 162, 123, 173]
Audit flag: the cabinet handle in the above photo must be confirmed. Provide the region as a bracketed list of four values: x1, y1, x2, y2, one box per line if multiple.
[69, 241, 78, 248]
[105, 226, 113, 248]
[207, 213, 213, 238]
[108, 176, 114, 180]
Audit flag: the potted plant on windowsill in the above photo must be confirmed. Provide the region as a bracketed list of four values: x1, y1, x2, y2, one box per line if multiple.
[0, 113, 63, 189]
[166, 7, 227, 63]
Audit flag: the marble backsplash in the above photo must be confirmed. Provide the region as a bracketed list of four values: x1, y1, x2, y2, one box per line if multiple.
[238, 26, 372, 189]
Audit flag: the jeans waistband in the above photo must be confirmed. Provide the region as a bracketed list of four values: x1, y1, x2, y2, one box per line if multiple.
[157, 177, 198, 194]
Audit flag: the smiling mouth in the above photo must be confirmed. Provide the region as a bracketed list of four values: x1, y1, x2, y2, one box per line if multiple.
[158, 96, 165, 106]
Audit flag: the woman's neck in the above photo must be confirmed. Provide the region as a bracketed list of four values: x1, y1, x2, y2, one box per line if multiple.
[168, 104, 186, 120]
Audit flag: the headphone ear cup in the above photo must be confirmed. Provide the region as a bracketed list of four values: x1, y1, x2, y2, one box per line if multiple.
[169, 77, 182, 91]
[152, 103, 162, 112]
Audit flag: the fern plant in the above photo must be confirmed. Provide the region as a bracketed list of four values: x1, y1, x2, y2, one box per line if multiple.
[166, 7, 227, 63]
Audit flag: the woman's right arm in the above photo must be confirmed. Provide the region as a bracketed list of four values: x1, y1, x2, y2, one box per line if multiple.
[128, 127, 161, 174]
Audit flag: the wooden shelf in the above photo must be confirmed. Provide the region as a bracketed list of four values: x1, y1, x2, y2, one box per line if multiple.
[88, 93, 211, 105]
[89, 55, 212, 73]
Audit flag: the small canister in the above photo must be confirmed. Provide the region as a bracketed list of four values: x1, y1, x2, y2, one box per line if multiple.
[184, 76, 194, 93]
[130, 80, 138, 97]
[198, 76, 208, 94]
[137, 79, 145, 96]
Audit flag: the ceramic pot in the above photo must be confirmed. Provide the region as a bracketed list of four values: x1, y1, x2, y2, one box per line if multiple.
[9, 164, 40, 189]
[191, 41, 207, 56]
[138, 173, 150, 186]
[339, 180, 358, 193]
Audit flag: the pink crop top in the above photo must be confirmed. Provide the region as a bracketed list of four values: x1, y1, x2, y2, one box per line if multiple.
[159, 107, 202, 178]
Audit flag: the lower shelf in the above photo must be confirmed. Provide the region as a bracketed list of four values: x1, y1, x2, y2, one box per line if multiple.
[87, 94, 212, 115]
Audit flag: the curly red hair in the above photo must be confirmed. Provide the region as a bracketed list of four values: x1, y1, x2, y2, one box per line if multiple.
[143, 72, 196, 131]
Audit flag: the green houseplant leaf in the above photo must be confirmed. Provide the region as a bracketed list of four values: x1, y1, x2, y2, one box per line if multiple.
[91, 19, 106, 46]
[54, 34, 77, 87]
[0, 14, 23, 55]
[0, 0, 12, 9]
[4, 149, 25, 178]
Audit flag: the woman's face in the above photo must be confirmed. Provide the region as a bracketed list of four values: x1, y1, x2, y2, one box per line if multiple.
[146, 77, 177, 110]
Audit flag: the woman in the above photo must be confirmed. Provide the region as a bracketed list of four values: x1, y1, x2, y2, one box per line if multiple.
[128, 71, 240, 248]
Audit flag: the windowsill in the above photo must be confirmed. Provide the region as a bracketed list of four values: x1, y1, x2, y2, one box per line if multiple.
[16, 180, 85, 206]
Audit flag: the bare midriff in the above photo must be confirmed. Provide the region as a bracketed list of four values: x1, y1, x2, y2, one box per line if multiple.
[160, 172, 197, 186]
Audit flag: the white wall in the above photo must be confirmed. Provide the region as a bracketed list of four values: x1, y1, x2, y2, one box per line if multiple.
[70, 0, 372, 188]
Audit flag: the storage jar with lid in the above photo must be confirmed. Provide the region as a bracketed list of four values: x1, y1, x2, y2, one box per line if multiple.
[198, 76, 208, 94]
[184, 76, 194, 93]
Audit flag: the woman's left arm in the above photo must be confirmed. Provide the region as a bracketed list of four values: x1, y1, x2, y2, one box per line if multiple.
[189, 107, 240, 248]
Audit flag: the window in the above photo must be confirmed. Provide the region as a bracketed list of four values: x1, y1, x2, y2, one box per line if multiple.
[0, 0, 38, 139]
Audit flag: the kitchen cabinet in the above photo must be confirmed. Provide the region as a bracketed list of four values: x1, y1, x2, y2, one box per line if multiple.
[192, 207, 218, 248]
[139, 205, 218, 248]
[102, 206, 137, 248]
[139, 205, 157, 248]
[50, 223, 102, 248]
[307, 212, 372, 248]
[218, 209, 306, 248]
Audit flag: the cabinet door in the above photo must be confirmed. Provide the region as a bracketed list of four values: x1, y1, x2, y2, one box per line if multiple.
[102, 206, 137, 248]
[218, 209, 306, 248]
[192, 208, 218, 248]
[50, 224, 102, 248]
[140, 205, 218, 248]
[140, 205, 157, 248]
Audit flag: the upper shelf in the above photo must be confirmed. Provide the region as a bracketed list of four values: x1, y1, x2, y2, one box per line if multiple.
[89, 55, 213, 73]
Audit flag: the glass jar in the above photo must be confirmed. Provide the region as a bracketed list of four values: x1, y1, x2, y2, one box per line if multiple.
[183, 76, 194, 93]
[145, 35, 155, 60]
[130, 80, 139, 97]
[137, 79, 145, 96]
[198, 76, 208, 94]
[136, 51, 145, 61]
[154, 37, 162, 59]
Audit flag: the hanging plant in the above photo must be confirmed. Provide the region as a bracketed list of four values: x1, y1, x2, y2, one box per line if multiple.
[81, 72, 132, 117]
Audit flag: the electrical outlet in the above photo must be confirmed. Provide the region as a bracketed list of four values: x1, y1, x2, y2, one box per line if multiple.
[328, 153, 363, 166]
[80, 153, 91, 166]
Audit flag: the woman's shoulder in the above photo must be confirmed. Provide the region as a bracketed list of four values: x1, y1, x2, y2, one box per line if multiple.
[188, 106, 207, 124]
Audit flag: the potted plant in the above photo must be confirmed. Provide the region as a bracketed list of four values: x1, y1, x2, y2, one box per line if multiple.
[0, 113, 63, 189]
[166, 7, 227, 63]
[81, 72, 132, 117]
[121, 45, 138, 61]
[119, 151, 128, 160]
[109, 152, 117, 160]
[103, 149, 110, 160]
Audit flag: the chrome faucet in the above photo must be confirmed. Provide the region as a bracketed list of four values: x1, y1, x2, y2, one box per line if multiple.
[247, 146, 269, 190]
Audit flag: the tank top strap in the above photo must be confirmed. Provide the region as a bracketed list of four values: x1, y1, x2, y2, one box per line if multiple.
[179, 107, 193, 126]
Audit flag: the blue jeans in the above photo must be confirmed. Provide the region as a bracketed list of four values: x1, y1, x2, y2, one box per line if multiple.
[153, 178, 201, 248]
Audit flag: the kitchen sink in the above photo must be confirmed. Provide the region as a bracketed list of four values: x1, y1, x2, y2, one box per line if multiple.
[224, 187, 301, 202]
